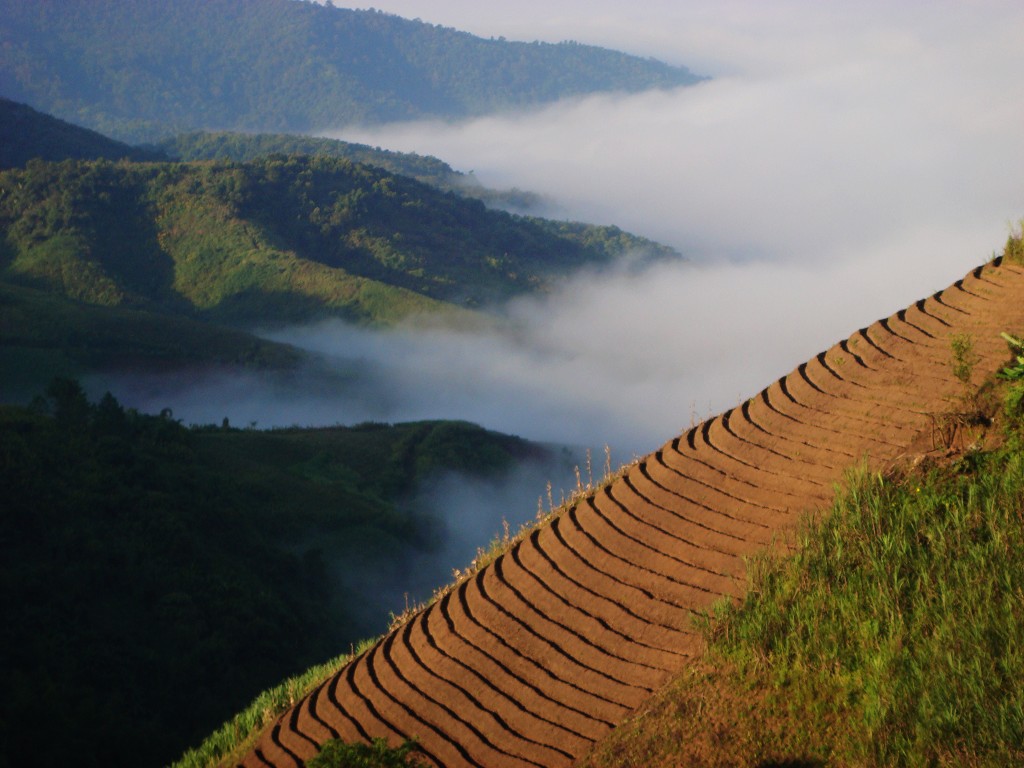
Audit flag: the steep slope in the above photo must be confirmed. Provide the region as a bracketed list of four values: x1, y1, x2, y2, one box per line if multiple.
[0, 0, 703, 143]
[237, 255, 1024, 767]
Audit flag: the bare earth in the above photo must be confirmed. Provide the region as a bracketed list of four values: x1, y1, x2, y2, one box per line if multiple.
[238, 257, 1024, 768]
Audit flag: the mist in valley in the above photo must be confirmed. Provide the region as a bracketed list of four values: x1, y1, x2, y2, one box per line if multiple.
[95, 0, 1024, 626]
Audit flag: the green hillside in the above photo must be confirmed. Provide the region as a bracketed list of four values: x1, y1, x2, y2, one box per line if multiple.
[0, 115, 677, 397]
[0, 279, 307, 402]
[0, 0, 704, 143]
[0, 155, 674, 327]
[0, 381, 553, 768]
[0, 97, 166, 169]
[155, 131, 461, 189]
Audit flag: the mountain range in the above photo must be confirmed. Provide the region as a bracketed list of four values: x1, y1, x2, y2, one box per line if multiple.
[0, 97, 679, 400]
[0, 0, 704, 143]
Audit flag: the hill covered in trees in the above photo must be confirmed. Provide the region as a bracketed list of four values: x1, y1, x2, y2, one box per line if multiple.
[0, 380, 555, 767]
[156, 131, 461, 191]
[0, 154, 673, 321]
[0, 0, 704, 143]
[155, 130, 546, 212]
[0, 105, 678, 399]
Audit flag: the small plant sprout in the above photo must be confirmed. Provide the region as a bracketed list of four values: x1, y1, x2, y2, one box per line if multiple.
[950, 332, 979, 387]
[998, 331, 1024, 417]
[998, 332, 1024, 379]
[1002, 219, 1024, 264]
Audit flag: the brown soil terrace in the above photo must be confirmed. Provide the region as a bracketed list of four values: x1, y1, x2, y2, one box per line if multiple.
[238, 257, 1024, 768]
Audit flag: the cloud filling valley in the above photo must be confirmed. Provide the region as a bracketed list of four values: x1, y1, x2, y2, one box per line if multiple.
[98, 1, 1024, 609]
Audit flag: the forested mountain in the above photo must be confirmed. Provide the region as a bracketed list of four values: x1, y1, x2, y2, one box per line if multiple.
[1, 96, 542, 208]
[0, 97, 166, 169]
[0, 381, 552, 767]
[0, 155, 674, 322]
[0, 152, 677, 396]
[157, 131, 461, 190]
[156, 130, 545, 211]
[0, 0, 704, 143]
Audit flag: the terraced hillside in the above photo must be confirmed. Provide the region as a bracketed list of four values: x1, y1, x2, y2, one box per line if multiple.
[238, 256, 1024, 768]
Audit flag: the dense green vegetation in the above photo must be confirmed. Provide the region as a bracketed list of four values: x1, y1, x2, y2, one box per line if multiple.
[155, 130, 546, 212]
[0, 155, 676, 328]
[0, 380, 549, 768]
[580, 344, 1024, 767]
[0, 97, 165, 169]
[0, 0, 704, 143]
[0, 106, 677, 407]
[155, 131, 461, 190]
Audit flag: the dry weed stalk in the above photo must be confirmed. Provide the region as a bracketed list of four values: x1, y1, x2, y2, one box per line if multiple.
[388, 445, 639, 633]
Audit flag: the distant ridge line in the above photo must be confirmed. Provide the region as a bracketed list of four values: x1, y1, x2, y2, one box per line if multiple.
[240, 256, 1024, 767]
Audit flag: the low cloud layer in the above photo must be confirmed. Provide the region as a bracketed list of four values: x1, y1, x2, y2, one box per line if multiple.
[104, 0, 1024, 515]
[334, 3, 1024, 270]
[313, 0, 1024, 445]
[91, 3, 1024, 617]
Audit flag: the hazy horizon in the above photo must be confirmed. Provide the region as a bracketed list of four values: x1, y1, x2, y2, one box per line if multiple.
[109, 0, 1024, 453]
[84, 0, 1024, 616]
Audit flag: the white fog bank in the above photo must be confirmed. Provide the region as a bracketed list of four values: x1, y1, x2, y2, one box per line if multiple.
[85, 2, 1024, 613]
[111, 1, 1024, 458]
[314, 0, 1024, 449]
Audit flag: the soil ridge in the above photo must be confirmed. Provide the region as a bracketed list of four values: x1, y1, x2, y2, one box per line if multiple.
[238, 257, 1024, 767]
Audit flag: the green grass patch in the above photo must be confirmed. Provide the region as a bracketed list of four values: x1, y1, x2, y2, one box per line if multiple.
[703, 445, 1024, 765]
[1004, 223, 1024, 266]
